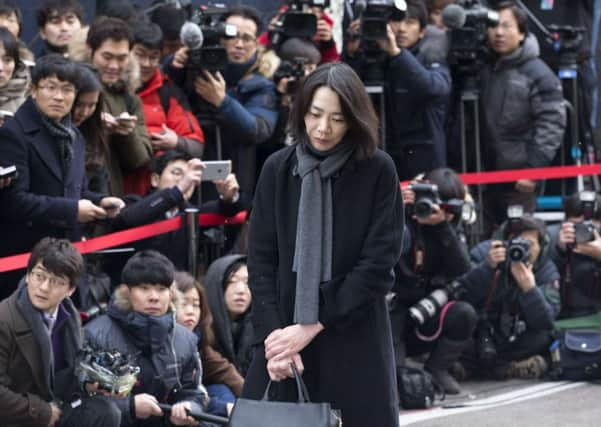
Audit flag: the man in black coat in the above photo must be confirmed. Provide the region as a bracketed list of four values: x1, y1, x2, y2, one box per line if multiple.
[0, 54, 123, 300]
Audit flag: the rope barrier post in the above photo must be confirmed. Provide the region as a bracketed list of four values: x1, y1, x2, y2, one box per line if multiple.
[185, 208, 200, 278]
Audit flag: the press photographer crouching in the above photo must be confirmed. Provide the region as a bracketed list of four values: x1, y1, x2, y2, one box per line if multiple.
[462, 211, 560, 380]
[548, 191, 601, 319]
[390, 168, 476, 394]
[343, 0, 451, 180]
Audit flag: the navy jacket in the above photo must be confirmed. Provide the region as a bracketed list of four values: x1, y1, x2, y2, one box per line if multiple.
[0, 97, 103, 258]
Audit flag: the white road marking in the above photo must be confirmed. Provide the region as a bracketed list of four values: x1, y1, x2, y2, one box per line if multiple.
[398, 381, 586, 426]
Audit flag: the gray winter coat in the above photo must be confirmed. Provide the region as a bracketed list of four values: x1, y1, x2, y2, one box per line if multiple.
[480, 34, 566, 171]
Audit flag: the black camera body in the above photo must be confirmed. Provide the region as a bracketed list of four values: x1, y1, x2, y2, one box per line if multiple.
[574, 221, 596, 244]
[269, 0, 330, 48]
[475, 319, 497, 364]
[506, 236, 531, 264]
[411, 183, 441, 219]
[273, 57, 307, 95]
[408, 280, 465, 325]
[187, 4, 236, 73]
[359, 0, 406, 42]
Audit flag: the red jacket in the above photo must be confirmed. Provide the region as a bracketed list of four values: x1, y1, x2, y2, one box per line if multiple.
[124, 69, 205, 195]
[257, 7, 340, 64]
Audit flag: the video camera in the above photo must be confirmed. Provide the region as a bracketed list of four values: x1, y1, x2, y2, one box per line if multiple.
[353, 0, 407, 42]
[408, 280, 465, 325]
[442, 0, 499, 74]
[76, 346, 140, 395]
[269, 0, 330, 48]
[273, 57, 307, 95]
[179, 3, 237, 73]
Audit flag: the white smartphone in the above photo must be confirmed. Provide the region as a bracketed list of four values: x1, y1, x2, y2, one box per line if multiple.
[202, 160, 231, 181]
[116, 112, 136, 122]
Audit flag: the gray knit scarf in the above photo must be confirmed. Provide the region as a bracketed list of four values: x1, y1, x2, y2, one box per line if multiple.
[40, 112, 75, 173]
[293, 141, 355, 324]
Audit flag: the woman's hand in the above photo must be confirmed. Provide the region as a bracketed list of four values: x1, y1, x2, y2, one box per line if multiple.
[264, 323, 324, 361]
[266, 353, 304, 381]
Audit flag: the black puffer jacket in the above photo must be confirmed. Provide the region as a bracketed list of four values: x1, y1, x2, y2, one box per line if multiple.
[84, 288, 205, 426]
[480, 34, 566, 172]
[204, 255, 254, 377]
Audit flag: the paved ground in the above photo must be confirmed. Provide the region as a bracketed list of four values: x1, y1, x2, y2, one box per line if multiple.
[398, 379, 601, 426]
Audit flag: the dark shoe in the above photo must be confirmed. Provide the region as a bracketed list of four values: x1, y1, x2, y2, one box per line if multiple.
[507, 355, 548, 379]
[427, 367, 461, 395]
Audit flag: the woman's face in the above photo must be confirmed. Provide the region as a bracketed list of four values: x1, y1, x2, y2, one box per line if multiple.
[72, 91, 100, 126]
[304, 86, 349, 152]
[177, 287, 201, 331]
[0, 42, 15, 88]
[223, 264, 251, 320]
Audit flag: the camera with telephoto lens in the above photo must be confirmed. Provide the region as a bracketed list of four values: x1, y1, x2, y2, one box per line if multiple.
[475, 319, 497, 363]
[442, 0, 499, 74]
[409, 280, 465, 325]
[76, 346, 140, 395]
[573, 191, 598, 244]
[505, 236, 531, 264]
[181, 3, 237, 73]
[273, 57, 307, 95]
[269, 0, 330, 48]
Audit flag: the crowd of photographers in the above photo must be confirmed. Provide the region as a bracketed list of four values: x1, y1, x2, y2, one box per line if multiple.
[0, 0, 599, 425]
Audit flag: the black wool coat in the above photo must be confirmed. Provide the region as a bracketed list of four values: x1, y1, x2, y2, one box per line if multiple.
[243, 145, 404, 427]
[0, 97, 103, 258]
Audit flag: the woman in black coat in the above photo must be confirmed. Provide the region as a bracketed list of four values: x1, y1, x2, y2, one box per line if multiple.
[243, 63, 404, 427]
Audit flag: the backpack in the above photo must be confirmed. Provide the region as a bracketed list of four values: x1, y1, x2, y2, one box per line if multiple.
[397, 366, 442, 409]
[549, 329, 601, 381]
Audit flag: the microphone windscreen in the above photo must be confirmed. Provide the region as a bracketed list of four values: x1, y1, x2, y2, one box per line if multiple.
[180, 21, 203, 50]
[442, 4, 467, 29]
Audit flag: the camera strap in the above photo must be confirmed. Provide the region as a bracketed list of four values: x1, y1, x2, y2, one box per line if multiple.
[414, 301, 457, 342]
[484, 269, 502, 311]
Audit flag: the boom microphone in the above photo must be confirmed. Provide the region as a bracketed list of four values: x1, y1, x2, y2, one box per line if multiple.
[442, 4, 466, 29]
[180, 21, 203, 50]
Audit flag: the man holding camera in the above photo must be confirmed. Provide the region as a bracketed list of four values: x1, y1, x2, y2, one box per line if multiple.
[0, 237, 120, 427]
[168, 5, 278, 196]
[343, 0, 451, 180]
[84, 250, 206, 427]
[391, 168, 476, 394]
[480, 2, 566, 231]
[548, 192, 601, 319]
[462, 214, 560, 379]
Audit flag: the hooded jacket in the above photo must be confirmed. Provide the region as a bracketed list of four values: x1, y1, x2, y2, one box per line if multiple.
[204, 255, 254, 377]
[480, 34, 566, 172]
[84, 286, 205, 425]
[464, 224, 561, 338]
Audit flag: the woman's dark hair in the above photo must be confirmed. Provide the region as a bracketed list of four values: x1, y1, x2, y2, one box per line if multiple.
[0, 0, 22, 36]
[424, 168, 466, 201]
[174, 271, 215, 349]
[121, 250, 175, 288]
[494, 1, 529, 36]
[224, 5, 263, 35]
[27, 237, 83, 289]
[35, 0, 84, 29]
[74, 64, 106, 166]
[288, 62, 379, 159]
[31, 53, 79, 86]
[0, 26, 19, 73]
[87, 16, 133, 53]
[151, 150, 191, 176]
[132, 21, 163, 51]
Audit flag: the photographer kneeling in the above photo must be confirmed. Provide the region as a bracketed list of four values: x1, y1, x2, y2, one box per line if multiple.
[548, 191, 601, 319]
[463, 213, 560, 379]
[343, 0, 451, 180]
[391, 168, 476, 394]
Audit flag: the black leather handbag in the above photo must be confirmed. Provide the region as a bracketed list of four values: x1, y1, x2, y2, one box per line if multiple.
[228, 365, 341, 427]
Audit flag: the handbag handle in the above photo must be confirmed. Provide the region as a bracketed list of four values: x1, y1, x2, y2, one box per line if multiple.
[262, 362, 312, 404]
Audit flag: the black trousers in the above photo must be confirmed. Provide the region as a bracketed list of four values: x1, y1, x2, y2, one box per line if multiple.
[57, 396, 121, 427]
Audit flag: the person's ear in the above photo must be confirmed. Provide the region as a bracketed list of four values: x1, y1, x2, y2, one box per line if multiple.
[150, 173, 160, 188]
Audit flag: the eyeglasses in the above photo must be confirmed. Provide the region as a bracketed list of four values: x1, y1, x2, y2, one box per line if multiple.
[231, 34, 257, 44]
[37, 84, 77, 97]
[30, 268, 69, 288]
